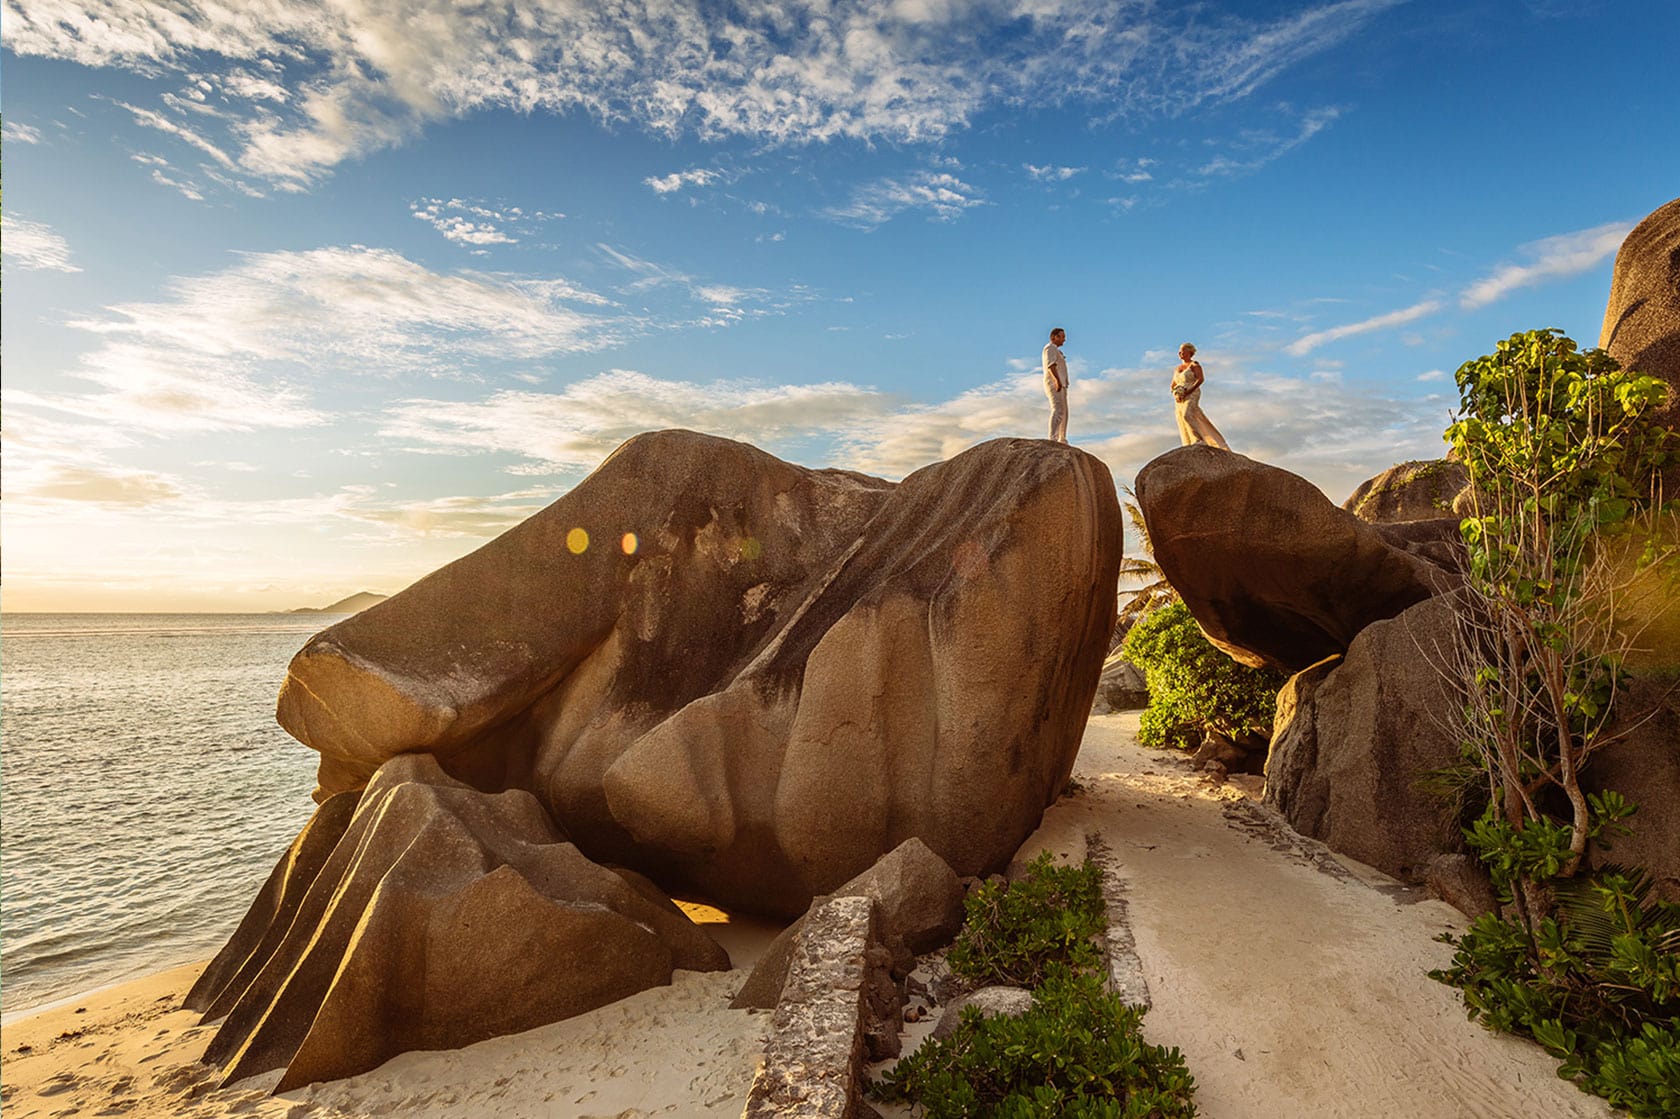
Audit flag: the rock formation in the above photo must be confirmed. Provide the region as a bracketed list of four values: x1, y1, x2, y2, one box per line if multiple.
[1265, 595, 1680, 900]
[1133, 445, 1453, 673]
[732, 837, 965, 1010]
[1342, 459, 1468, 524]
[1092, 649, 1149, 713]
[1601, 196, 1680, 471]
[187, 753, 729, 1090]
[275, 431, 1123, 916]
[1262, 596, 1464, 883]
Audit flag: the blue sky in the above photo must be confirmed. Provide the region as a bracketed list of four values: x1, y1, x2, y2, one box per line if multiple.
[3, 0, 1676, 611]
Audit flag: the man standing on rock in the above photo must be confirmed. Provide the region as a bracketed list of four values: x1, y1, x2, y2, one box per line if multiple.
[1043, 327, 1069, 443]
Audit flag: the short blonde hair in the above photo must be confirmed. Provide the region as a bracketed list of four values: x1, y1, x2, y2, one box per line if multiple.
[1178, 342, 1196, 356]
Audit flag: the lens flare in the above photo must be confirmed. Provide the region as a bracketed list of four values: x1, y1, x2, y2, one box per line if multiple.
[621, 533, 639, 555]
[566, 527, 590, 554]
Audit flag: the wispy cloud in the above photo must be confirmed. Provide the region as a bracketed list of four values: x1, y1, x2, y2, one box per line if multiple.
[29, 246, 624, 433]
[3, 119, 43, 144]
[5, 0, 1400, 190]
[383, 371, 902, 471]
[111, 98, 238, 170]
[1026, 164, 1085, 182]
[824, 171, 986, 229]
[645, 167, 723, 194]
[1459, 220, 1632, 309]
[6, 218, 83, 272]
[1285, 299, 1442, 356]
[596, 243, 809, 323]
[1197, 106, 1342, 176]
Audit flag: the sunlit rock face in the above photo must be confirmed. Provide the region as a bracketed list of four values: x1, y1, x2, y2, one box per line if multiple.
[186, 753, 729, 1091]
[1602, 197, 1680, 453]
[1134, 445, 1453, 674]
[276, 430, 1122, 916]
[1341, 459, 1468, 524]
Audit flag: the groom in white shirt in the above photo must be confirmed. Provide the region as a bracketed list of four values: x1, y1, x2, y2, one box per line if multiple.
[1042, 327, 1069, 443]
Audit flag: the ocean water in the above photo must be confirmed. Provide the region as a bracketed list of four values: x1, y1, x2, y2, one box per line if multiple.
[1, 614, 341, 1015]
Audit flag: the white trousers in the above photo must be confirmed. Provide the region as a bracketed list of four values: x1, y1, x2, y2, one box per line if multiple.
[1045, 379, 1068, 443]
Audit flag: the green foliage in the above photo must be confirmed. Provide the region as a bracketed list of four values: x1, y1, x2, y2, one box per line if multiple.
[948, 852, 1106, 988]
[870, 966, 1197, 1119]
[876, 854, 1198, 1117]
[1430, 867, 1680, 1117]
[1121, 602, 1284, 751]
[1434, 328, 1680, 1116]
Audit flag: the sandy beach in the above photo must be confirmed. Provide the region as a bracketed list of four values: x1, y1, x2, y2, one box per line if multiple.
[1, 712, 1613, 1118]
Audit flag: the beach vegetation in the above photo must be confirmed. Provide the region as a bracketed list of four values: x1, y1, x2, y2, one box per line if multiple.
[1429, 328, 1680, 1116]
[871, 852, 1197, 1117]
[947, 853, 1106, 988]
[1121, 601, 1285, 752]
[1117, 488, 1178, 628]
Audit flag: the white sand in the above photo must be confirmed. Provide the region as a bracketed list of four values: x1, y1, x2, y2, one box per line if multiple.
[1016, 713, 1615, 1119]
[1, 713, 1615, 1118]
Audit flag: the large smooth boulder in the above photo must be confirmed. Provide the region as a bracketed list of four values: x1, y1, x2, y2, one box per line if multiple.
[1263, 596, 1464, 882]
[1342, 460, 1468, 524]
[276, 431, 1122, 915]
[1265, 595, 1680, 898]
[1601, 196, 1680, 499]
[1134, 446, 1453, 673]
[188, 754, 728, 1090]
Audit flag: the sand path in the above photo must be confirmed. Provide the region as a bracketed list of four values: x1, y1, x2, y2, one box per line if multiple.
[1, 712, 1614, 1118]
[1024, 713, 1614, 1119]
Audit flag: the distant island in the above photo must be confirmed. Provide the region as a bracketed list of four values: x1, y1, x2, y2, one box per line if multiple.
[286, 591, 388, 615]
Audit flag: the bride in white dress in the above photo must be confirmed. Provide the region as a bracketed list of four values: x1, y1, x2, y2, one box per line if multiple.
[1171, 342, 1231, 450]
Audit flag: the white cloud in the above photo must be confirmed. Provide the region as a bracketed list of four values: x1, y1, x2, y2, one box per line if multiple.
[3, 119, 43, 143]
[411, 198, 516, 246]
[1025, 163, 1085, 182]
[382, 371, 903, 471]
[30, 245, 626, 433]
[4, 0, 1401, 188]
[1197, 106, 1342, 176]
[596, 243, 800, 321]
[645, 167, 722, 194]
[1417, 369, 1447, 382]
[6, 218, 82, 272]
[112, 97, 238, 170]
[1285, 299, 1442, 356]
[1459, 220, 1633, 309]
[825, 171, 985, 229]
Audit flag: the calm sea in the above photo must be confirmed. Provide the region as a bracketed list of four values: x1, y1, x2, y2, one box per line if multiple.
[1, 613, 342, 1015]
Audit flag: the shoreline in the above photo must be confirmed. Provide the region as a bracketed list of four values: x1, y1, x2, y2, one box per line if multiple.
[2, 955, 214, 1028]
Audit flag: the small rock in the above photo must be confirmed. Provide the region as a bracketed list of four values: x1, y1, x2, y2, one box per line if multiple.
[931, 987, 1036, 1041]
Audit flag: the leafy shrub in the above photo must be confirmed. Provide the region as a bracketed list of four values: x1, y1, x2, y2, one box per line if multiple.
[876, 853, 1198, 1116]
[947, 852, 1105, 988]
[1121, 602, 1285, 751]
[1430, 862, 1680, 1117]
[870, 966, 1197, 1119]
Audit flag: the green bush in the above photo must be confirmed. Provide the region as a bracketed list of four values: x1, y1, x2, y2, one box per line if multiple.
[947, 853, 1106, 988]
[1121, 602, 1285, 751]
[875, 853, 1197, 1116]
[1430, 862, 1680, 1117]
[869, 966, 1197, 1119]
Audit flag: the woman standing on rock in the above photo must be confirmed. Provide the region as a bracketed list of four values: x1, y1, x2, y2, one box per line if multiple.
[1171, 342, 1231, 450]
